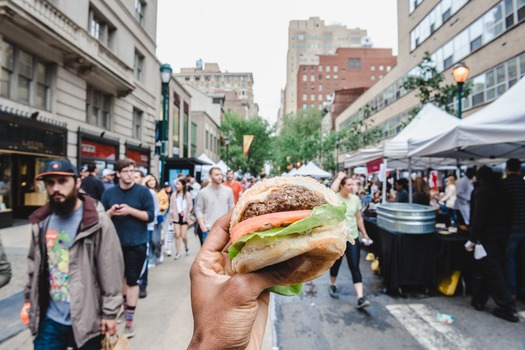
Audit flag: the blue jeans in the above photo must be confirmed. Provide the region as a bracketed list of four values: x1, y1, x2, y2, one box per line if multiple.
[34, 316, 103, 349]
[202, 231, 209, 242]
[505, 229, 525, 296]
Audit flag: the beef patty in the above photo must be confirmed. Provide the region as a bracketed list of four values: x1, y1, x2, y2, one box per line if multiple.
[240, 185, 328, 222]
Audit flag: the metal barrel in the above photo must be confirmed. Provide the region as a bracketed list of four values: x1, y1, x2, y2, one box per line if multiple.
[376, 203, 436, 234]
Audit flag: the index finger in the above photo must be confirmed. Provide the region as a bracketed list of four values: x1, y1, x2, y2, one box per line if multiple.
[200, 210, 233, 254]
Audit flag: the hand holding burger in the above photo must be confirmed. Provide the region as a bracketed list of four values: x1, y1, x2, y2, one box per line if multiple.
[189, 211, 306, 350]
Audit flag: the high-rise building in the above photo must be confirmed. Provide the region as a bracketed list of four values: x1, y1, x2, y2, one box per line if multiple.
[0, 0, 160, 225]
[336, 0, 525, 169]
[296, 48, 397, 112]
[283, 17, 369, 117]
[174, 61, 258, 119]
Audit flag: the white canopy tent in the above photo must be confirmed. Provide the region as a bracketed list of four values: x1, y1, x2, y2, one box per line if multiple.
[344, 104, 460, 170]
[410, 78, 525, 160]
[294, 161, 332, 178]
[197, 153, 216, 180]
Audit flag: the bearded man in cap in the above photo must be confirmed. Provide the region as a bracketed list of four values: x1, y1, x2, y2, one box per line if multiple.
[22, 159, 124, 349]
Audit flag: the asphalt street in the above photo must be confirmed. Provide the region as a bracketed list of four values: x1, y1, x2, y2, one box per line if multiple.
[1, 221, 524, 350]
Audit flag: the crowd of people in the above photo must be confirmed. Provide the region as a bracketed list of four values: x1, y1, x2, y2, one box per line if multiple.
[4, 156, 522, 349]
[344, 159, 524, 323]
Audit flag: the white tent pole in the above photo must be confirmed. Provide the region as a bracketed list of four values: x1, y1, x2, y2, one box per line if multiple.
[408, 157, 413, 204]
[381, 158, 388, 204]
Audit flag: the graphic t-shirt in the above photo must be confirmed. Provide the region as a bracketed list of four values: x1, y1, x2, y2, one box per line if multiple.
[45, 205, 83, 326]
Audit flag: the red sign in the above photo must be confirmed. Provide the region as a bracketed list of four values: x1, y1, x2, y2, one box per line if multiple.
[80, 140, 117, 160]
[126, 148, 149, 165]
[366, 157, 383, 173]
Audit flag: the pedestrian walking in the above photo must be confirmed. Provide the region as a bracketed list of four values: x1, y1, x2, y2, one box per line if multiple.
[101, 158, 154, 337]
[80, 163, 105, 201]
[169, 178, 193, 259]
[0, 237, 11, 289]
[102, 168, 116, 190]
[501, 158, 525, 301]
[24, 159, 123, 349]
[144, 174, 163, 267]
[195, 167, 234, 242]
[454, 167, 476, 226]
[466, 166, 518, 322]
[223, 169, 244, 204]
[329, 171, 372, 309]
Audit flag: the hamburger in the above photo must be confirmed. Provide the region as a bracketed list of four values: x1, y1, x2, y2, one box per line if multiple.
[228, 176, 349, 295]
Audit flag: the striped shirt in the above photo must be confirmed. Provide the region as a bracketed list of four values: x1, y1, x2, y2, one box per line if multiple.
[502, 173, 525, 230]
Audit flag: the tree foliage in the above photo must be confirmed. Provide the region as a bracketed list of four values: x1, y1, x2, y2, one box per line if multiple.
[402, 52, 472, 119]
[220, 111, 273, 176]
[271, 109, 324, 173]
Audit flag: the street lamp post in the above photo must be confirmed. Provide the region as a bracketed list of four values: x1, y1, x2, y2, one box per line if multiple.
[160, 63, 172, 183]
[335, 137, 340, 173]
[452, 62, 470, 119]
[225, 136, 230, 170]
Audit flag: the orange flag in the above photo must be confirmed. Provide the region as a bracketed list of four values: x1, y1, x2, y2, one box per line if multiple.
[243, 135, 254, 156]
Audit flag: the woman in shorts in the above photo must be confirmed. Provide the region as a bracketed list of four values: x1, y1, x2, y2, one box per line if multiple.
[169, 179, 193, 260]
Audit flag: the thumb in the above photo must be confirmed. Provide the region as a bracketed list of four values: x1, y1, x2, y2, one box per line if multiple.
[251, 255, 306, 292]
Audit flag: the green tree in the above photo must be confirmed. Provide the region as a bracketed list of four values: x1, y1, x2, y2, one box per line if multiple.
[220, 111, 273, 176]
[402, 52, 472, 119]
[271, 109, 324, 173]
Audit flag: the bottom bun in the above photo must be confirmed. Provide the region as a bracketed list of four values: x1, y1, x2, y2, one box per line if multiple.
[232, 222, 348, 285]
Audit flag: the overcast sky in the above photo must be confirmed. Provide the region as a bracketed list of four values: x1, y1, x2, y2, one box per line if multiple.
[156, 0, 398, 125]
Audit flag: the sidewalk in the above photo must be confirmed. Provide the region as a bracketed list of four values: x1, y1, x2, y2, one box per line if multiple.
[0, 223, 275, 349]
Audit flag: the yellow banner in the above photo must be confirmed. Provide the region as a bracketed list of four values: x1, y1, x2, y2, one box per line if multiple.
[243, 135, 254, 156]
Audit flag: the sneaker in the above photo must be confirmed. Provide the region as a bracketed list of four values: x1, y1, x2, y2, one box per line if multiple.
[493, 308, 519, 323]
[174, 253, 181, 260]
[124, 325, 136, 338]
[166, 251, 172, 257]
[471, 300, 485, 311]
[139, 287, 147, 299]
[329, 285, 340, 299]
[148, 263, 155, 269]
[185, 248, 189, 256]
[357, 297, 371, 309]
[158, 254, 164, 263]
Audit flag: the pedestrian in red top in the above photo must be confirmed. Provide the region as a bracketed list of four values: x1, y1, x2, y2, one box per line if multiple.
[223, 169, 243, 204]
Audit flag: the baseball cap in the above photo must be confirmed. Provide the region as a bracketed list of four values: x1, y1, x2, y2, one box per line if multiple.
[102, 169, 115, 176]
[163, 182, 170, 186]
[36, 159, 79, 180]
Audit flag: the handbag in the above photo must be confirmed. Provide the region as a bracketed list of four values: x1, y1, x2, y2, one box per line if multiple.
[188, 213, 197, 226]
[156, 214, 164, 224]
[102, 333, 132, 350]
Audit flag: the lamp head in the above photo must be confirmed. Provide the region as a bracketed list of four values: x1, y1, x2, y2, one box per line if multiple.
[224, 136, 230, 145]
[452, 62, 469, 84]
[160, 63, 173, 84]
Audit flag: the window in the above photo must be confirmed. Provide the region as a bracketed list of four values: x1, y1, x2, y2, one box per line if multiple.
[379, 65, 384, 71]
[89, 7, 116, 49]
[134, 50, 144, 81]
[318, 94, 323, 101]
[333, 74, 338, 80]
[318, 85, 323, 91]
[371, 65, 375, 71]
[326, 75, 330, 80]
[302, 75, 307, 82]
[348, 58, 361, 70]
[205, 130, 209, 149]
[310, 94, 315, 101]
[334, 66, 338, 72]
[1, 42, 51, 109]
[326, 66, 331, 72]
[303, 94, 307, 101]
[191, 122, 197, 156]
[319, 66, 323, 72]
[135, 0, 146, 26]
[86, 85, 112, 129]
[310, 75, 315, 82]
[132, 108, 142, 138]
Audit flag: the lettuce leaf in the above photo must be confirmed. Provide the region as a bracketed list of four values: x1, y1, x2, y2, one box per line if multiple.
[228, 203, 346, 296]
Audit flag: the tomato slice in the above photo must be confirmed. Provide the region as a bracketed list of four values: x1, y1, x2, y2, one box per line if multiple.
[231, 210, 312, 243]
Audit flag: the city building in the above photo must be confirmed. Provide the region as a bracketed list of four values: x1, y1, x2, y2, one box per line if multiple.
[160, 81, 221, 183]
[336, 0, 525, 169]
[174, 61, 258, 119]
[282, 17, 369, 117]
[296, 47, 397, 111]
[0, 0, 160, 226]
